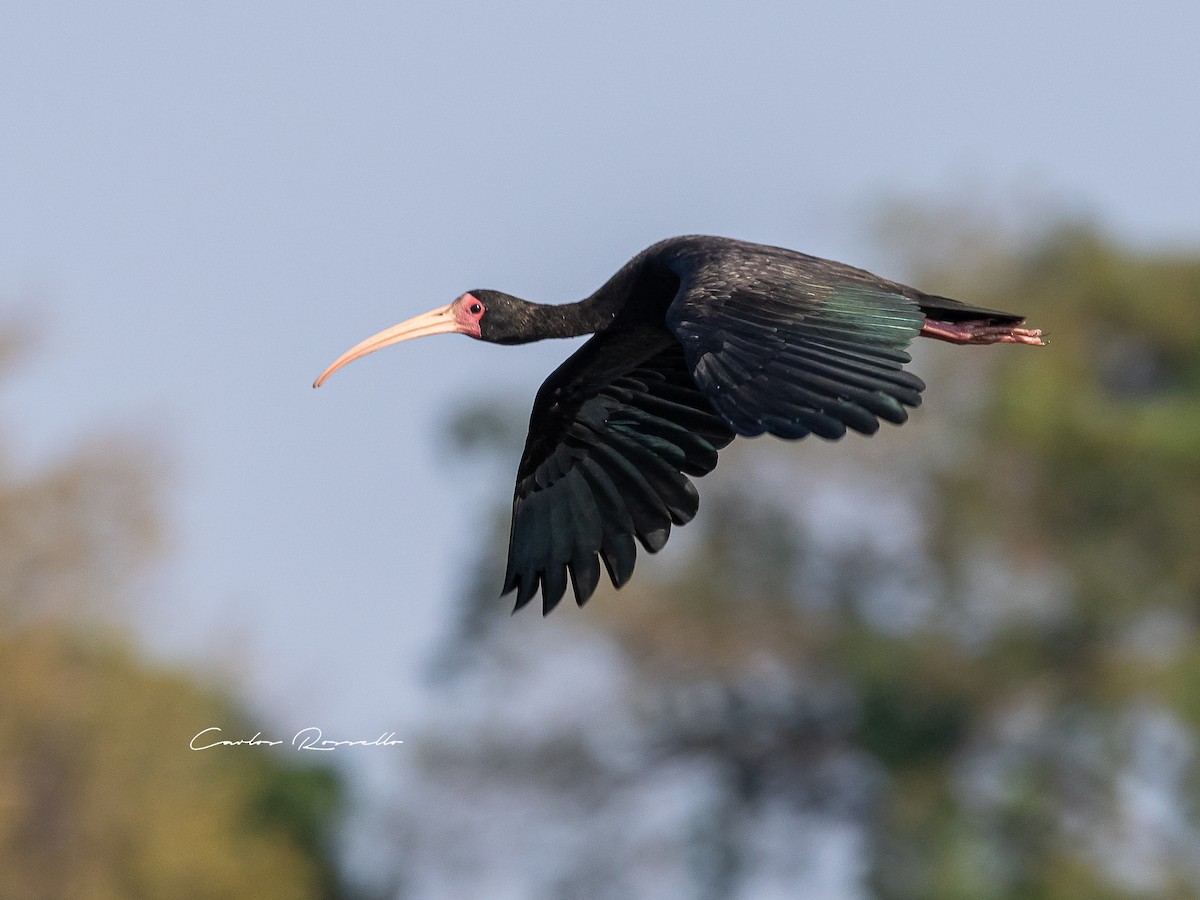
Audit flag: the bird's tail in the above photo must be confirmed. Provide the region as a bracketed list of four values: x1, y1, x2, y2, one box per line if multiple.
[916, 293, 1026, 324]
[916, 293, 1045, 346]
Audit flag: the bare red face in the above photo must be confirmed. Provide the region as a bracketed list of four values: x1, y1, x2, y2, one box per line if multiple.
[453, 292, 486, 338]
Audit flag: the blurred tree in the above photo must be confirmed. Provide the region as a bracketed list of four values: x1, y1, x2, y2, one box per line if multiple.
[883, 218, 1200, 900]
[0, 331, 346, 899]
[400, 213, 1200, 900]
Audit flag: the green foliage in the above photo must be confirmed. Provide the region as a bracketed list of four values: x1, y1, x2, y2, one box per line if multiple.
[848, 635, 972, 771]
[931, 226, 1200, 684]
[867, 221, 1200, 896]
[0, 628, 341, 899]
[0, 332, 346, 899]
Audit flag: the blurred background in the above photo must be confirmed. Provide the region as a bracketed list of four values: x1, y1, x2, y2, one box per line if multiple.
[2, 2, 1199, 898]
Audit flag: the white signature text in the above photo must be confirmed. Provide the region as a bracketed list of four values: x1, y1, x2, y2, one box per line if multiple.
[190, 726, 404, 751]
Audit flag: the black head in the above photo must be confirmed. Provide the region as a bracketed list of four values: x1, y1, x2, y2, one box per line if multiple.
[464, 290, 552, 345]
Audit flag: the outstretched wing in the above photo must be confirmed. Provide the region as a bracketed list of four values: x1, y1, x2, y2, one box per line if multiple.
[666, 257, 927, 440]
[503, 326, 735, 614]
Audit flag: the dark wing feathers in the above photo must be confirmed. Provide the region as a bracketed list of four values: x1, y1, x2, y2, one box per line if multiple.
[580, 456, 637, 587]
[502, 330, 734, 614]
[503, 240, 933, 613]
[667, 262, 927, 441]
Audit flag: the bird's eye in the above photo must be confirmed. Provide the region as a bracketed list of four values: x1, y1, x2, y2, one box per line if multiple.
[469, 302, 483, 315]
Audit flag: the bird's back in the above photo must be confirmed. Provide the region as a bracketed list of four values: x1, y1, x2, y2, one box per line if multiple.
[641, 235, 906, 297]
[631, 235, 1023, 327]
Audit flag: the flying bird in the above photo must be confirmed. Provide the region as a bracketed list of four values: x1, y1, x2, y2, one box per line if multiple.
[314, 235, 1043, 614]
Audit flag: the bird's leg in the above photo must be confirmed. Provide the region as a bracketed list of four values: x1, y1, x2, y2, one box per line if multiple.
[920, 319, 1045, 346]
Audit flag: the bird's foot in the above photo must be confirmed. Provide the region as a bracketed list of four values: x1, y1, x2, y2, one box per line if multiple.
[920, 319, 1046, 346]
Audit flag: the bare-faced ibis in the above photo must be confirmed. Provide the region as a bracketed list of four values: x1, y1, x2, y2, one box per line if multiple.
[314, 235, 1043, 614]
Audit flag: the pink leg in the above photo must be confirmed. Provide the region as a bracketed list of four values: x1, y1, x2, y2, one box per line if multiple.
[920, 319, 1045, 346]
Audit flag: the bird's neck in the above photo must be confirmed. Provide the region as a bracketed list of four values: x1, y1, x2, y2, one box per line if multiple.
[542, 259, 652, 337]
[486, 292, 626, 344]
[486, 257, 661, 343]
[544, 295, 625, 338]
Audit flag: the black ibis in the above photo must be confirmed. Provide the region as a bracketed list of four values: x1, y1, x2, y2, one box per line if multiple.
[314, 235, 1043, 614]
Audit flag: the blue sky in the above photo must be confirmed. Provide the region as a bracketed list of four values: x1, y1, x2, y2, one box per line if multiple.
[2, 0, 1198, 879]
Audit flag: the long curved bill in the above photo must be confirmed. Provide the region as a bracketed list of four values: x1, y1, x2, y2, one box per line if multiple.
[313, 304, 459, 388]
